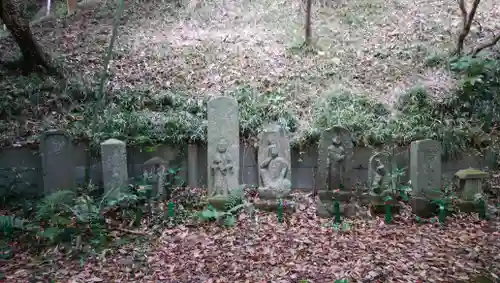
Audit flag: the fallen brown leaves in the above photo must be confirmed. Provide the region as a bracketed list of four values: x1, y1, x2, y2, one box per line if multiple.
[1, 193, 499, 283]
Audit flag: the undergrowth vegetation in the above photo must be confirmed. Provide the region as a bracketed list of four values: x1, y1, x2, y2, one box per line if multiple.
[1, 54, 500, 161]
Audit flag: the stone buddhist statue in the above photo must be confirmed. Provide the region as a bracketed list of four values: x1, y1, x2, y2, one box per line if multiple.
[210, 138, 234, 196]
[371, 158, 387, 194]
[258, 140, 292, 198]
[327, 136, 347, 190]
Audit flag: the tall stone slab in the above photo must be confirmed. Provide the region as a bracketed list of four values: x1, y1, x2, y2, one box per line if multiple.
[410, 139, 441, 217]
[316, 126, 355, 217]
[410, 139, 441, 196]
[101, 139, 128, 194]
[257, 123, 292, 200]
[40, 130, 75, 194]
[207, 96, 239, 205]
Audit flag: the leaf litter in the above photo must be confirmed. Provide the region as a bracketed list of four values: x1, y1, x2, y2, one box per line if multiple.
[1, 192, 499, 282]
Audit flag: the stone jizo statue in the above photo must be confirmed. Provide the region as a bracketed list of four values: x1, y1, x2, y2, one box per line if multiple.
[327, 136, 347, 190]
[258, 140, 292, 198]
[371, 158, 387, 194]
[211, 138, 234, 196]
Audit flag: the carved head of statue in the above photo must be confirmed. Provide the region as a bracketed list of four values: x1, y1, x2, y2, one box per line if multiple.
[268, 141, 279, 158]
[216, 138, 229, 153]
[331, 136, 342, 147]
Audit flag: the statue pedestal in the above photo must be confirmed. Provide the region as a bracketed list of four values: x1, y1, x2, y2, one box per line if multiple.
[207, 195, 231, 211]
[316, 190, 356, 218]
[316, 200, 357, 218]
[253, 199, 296, 212]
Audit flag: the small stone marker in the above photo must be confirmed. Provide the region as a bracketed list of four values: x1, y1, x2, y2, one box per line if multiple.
[455, 168, 488, 201]
[409, 139, 441, 217]
[101, 139, 128, 195]
[40, 130, 75, 194]
[207, 96, 239, 209]
[257, 123, 292, 200]
[410, 139, 442, 196]
[455, 168, 488, 213]
[316, 126, 354, 217]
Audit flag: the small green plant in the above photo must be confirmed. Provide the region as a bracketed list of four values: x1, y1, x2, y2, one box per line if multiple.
[383, 195, 393, 224]
[199, 202, 253, 227]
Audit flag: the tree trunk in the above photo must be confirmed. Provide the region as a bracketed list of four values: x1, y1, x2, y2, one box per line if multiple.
[0, 0, 61, 76]
[67, 0, 77, 15]
[304, 0, 312, 45]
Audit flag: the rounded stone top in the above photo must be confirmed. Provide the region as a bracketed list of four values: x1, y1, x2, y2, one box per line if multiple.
[102, 138, 125, 145]
[455, 168, 489, 180]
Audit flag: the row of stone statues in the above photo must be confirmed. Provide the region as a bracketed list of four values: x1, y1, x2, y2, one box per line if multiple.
[205, 96, 359, 207]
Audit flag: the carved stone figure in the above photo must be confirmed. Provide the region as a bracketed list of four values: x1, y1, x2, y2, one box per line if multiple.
[210, 138, 234, 196]
[371, 158, 387, 193]
[327, 135, 351, 190]
[258, 140, 292, 198]
[143, 157, 168, 198]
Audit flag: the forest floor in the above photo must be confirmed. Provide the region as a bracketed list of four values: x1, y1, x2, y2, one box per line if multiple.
[0, 0, 500, 146]
[1, 192, 499, 283]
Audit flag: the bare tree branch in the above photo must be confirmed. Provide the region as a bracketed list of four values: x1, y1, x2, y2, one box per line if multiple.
[304, 0, 312, 46]
[455, 0, 481, 55]
[472, 33, 500, 55]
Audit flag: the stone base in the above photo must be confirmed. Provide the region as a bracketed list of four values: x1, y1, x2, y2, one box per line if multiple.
[318, 190, 354, 202]
[456, 199, 482, 213]
[253, 199, 296, 212]
[257, 187, 291, 200]
[207, 195, 231, 211]
[371, 201, 401, 215]
[358, 193, 372, 205]
[316, 200, 357, 218]
[410, 196, 437, 218]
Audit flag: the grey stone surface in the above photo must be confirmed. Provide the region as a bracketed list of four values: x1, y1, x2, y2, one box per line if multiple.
[207, 96, 239, 196]
[368, 152, 391, 191]
[316, 126, 354, 191]
[101, 139, 128, 194]
[455, 168, 488, 201]
[40, 130, 75, 194]
[410, 139, 442, 196]
[257, 123, 292, 199]
[187, 144, 200, 187]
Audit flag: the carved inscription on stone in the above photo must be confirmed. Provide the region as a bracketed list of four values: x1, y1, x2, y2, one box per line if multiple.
[410, 139, 441, 196]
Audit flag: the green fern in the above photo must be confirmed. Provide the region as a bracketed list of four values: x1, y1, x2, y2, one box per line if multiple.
[35, 190, 76, 221]
[224, 187, 244, 211]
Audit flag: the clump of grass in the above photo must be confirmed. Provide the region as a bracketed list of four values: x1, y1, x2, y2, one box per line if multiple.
[310, 91, 391, 146]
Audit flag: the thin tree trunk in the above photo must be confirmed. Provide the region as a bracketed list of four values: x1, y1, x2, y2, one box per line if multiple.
[0, 0, 61, 76]
[455, 0, 481, 55]
[67, 0, 77, 15]
[304, 0, 312, 45]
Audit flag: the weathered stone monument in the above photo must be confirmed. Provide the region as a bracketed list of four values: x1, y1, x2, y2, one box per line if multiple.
[101, 139, 128, 195]
[207, 96, 239, 209]
[255, 123, 295, 211]
[143, 156, 168, 199]
[40, 130, 75, 194]
[367, 151, 394, 210]
[409, 139, 442, 216]
[258, 123, 292, 199]
[316, 126, 355, 217]
[455, 168, 488, 212]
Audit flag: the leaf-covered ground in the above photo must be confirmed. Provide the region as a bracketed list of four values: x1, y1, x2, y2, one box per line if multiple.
[1, 0, 500, 131]
[1, 193, 499, 283]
